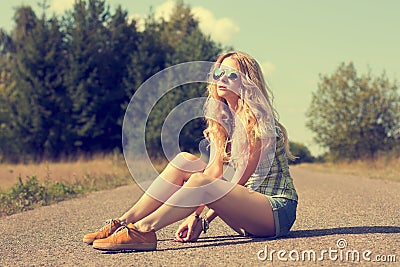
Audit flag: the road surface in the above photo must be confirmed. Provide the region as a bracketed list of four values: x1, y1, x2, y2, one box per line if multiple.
[0, 166, 399, 266]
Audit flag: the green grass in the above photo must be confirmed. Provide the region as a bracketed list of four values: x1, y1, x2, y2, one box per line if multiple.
[0, 173, 132, 217]
[0, 176, 77, 216]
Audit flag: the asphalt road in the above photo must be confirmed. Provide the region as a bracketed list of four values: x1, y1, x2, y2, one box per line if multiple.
[0, 166, 399, 266]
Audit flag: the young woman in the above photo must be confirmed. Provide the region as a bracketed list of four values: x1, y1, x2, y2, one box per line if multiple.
[83, 51, 298, 251]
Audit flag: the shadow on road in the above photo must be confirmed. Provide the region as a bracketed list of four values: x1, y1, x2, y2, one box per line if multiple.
[158, 235, 262, 251]
[98, 227, 400, 254]
[100, 235, 263, 253]
[287, 226, 400, 239]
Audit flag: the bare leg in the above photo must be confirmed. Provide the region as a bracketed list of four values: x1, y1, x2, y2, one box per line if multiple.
[119, 152, 207, 223]
[135, 172, 275, 237]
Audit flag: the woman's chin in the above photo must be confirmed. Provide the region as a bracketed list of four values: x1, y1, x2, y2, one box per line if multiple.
[217, 89, 236, 98]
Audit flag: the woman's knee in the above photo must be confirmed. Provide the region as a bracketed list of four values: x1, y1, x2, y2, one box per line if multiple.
[176, 152, 199, 161]
[187, 172, 214, 186]
[169, 152, 205, 173]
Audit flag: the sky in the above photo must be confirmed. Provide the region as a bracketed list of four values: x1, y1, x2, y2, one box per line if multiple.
[1, 0, 400, 156]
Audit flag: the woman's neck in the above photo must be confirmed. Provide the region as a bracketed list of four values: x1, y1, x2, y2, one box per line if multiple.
[225, 98, 238, 113]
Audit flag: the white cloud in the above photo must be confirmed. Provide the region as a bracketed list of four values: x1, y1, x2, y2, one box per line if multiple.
[50, 0, 75, 14]
[154, 0, 175, 21]
[192, 6, 240, 44]
[146, 1, 241, 44]
[260, 61, 276, 76]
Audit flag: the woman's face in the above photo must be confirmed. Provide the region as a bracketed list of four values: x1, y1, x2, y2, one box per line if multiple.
[214, 57, 242, 104]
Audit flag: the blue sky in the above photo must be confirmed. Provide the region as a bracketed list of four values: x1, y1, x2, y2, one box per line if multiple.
[1, 0, 400, 155]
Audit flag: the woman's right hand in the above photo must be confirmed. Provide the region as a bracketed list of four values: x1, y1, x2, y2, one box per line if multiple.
[174, 214, 203, 242]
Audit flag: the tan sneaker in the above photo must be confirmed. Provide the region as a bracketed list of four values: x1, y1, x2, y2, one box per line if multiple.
[83, 218, 124, 245]
[92, 223, 157, 251]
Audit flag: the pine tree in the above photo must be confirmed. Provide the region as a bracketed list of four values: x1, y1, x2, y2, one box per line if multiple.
[64, 0, 111, 153]
[0, 47, 15, 161]
[7, 6, 67, 160]
[97, 5, 139, 150]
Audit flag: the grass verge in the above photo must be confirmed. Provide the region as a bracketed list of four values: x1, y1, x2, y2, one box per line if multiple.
[0, 153, 168, 217]
[0, 172, 131, 217]
[0, 176, 79, 216]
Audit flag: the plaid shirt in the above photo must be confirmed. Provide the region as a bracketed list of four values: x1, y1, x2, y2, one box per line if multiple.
[244, 128, 298, 201]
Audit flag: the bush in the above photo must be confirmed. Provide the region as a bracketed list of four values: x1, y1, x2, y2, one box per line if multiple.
[47, 181, 79, 202]
[289, 142, 315, 164]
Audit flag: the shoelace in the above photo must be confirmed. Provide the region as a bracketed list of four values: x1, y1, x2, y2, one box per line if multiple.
[113, 225, 131, 238]
[99, 219, 121, 234]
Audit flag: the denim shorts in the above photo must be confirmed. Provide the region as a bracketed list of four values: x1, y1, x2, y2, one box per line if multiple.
[266, 196, 297, 238]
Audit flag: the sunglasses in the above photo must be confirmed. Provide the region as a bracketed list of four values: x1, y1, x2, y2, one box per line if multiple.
[212, 67, 239, 81]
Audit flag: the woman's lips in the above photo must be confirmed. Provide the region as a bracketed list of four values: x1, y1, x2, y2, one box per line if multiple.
[218, 85, 228, 90]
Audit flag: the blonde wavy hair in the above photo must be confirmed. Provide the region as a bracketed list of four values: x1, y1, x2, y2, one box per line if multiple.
[203, 51, 295, 162]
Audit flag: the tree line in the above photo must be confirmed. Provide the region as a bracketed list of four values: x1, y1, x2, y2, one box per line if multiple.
[1, 0, 397, 164]
[0, 0, 222, 162]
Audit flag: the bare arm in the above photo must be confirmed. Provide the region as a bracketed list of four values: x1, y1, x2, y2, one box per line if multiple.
[174, 140, 224, 242]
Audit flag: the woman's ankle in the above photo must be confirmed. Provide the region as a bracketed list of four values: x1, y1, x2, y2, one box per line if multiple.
[133, 221, 154, 232]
